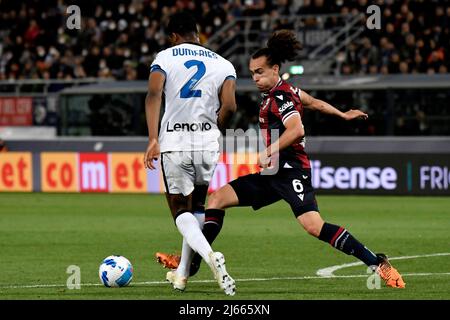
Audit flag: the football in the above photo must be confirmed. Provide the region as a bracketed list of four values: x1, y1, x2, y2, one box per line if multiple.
[99, 255, 133, 288]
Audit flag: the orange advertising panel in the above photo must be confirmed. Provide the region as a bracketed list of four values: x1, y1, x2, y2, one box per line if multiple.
[110, 153, 147, 193]
[208, 152, 261, 192]
[0, 152, 32, 192]
[231, 152, 260, 179]
[41, 153, 78, 192]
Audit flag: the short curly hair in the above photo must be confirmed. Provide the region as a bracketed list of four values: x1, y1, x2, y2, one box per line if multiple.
[166, 11, 198, 37]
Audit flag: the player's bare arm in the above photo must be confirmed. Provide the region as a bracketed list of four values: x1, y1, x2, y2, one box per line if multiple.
[301, 90, 368, 121]
[259, 113, 304, 168]
[144, 71, 165, 170]
[217, 79, 237, 133]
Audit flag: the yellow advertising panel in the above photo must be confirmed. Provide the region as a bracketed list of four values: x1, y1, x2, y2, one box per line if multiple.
[110, 153, 147, 193]
[41, 153, 78, 192]
[0, 152, 32, 192]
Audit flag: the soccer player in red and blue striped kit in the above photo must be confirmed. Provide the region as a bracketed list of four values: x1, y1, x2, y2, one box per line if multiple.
[157, 30, 405, 291]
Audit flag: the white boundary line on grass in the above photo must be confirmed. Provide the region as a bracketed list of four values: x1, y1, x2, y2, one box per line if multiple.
[316, 252, 450, 277]
[2, 272, 450, 290]
[1, 253, 449, 290]
[0, 272, 450, 290]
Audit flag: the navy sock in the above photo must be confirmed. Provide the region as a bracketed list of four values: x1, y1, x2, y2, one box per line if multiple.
[318, 222, 378, 267]
[202, 209, 225, 244]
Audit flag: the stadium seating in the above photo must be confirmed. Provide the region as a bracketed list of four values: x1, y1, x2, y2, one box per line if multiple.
[0, 0, 448, 80]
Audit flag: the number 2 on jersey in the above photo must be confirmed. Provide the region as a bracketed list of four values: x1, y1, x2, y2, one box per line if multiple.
[180, 60, 205, 98]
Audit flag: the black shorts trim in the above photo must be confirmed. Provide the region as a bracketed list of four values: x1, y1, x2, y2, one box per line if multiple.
[160, 153, 169, 194]
[293, 202, 319, 217]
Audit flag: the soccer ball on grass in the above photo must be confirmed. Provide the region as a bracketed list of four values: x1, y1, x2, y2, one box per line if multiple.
[99, 255, 133, 287]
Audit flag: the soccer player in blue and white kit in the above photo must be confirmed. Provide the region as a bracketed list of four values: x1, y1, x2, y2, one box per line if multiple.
[144, 12, 237, 295]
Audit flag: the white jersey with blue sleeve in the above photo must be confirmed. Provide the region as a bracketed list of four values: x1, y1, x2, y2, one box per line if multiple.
[150, 43, 236, 153]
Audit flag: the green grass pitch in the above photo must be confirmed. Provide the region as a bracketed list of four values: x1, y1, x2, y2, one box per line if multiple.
[0, 193, 449, 300]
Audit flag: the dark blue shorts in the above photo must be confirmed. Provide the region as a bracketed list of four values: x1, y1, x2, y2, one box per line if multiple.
[228, 168, 319, 217]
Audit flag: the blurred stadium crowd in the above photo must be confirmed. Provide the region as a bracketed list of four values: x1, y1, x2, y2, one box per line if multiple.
[0, 0, 449, 80]
[0, 0, 449, 137]
[332, 0, 450, 75]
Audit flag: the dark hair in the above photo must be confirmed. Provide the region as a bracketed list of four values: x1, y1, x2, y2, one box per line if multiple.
[167, 11, 198, 37]
[252, 30, 302, 68]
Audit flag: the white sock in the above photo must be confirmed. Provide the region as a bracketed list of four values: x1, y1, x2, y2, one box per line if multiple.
[175, 212, 212, 265]
[176, 239, 193, 278]
[176, 211, 206, 278]
[194, 211, 205, 228]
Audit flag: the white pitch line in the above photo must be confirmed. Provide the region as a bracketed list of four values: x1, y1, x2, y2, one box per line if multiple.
[1, 272, 450, 290]
[1, 252, 449, 290]
[316, 252, 450, 277]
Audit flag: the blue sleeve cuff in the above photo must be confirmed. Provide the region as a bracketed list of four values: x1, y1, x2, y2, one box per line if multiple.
[224, 75, 236, 81]
[150, 64, 166, 77]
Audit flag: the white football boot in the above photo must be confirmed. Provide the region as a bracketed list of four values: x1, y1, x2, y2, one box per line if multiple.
[208, 251, 236, 296]
[166, 270, 187, 291]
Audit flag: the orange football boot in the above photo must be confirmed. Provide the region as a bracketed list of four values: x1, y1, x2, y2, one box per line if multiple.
[155, 252, 180, 270]
[376, 253, 406, 288]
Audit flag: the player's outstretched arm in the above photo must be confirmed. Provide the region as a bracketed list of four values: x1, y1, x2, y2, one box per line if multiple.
[217, 79, 237, 133]
[300, 90, 368, 121]
[144, 72, 165, 170]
